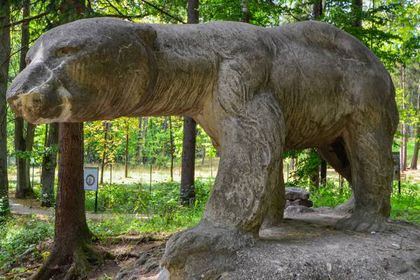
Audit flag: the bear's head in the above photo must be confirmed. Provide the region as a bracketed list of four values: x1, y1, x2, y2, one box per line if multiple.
[7, 17, 157, 124]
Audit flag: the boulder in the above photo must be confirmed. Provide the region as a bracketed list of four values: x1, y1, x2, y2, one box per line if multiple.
[285, 187, 310, 201]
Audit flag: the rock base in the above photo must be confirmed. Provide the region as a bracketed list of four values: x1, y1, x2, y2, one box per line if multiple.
[119, 209, 420, 280]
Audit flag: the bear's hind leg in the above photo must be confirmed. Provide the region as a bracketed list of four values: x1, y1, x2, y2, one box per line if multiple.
[317, 139, 355, 213]
[336, 123, 394, 232]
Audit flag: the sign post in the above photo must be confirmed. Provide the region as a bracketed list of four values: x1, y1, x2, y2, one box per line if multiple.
[84, 166, 99, 213]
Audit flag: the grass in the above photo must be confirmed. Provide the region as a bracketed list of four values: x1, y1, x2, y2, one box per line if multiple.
[0, 216, 53, 274]
[309, 180, 420, 224]
[390, 181, 420, 223]
[308, 181, 353, 208]
[85, 180, 210, 238]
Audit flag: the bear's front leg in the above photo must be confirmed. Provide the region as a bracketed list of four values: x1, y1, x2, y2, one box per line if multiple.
[161, 93, 286, 279]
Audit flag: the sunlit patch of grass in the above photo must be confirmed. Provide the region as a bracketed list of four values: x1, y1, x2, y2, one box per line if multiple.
[87, 180, 210, 237]
[309, 181, 352, 208]
[88, 206, 203, 238]
[390, 181, 420, 224]
[305, 180, 419, 225]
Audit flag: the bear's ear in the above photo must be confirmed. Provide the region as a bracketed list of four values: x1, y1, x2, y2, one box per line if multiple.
[135, 25, 157, 48]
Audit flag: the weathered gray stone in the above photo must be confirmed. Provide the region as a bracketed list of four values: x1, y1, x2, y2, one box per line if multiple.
[286, 199, 313, 208]
[284, 205, 315, 216]
[116, 216, 420, 280]
[285, 187, 310, 201]
[6, 18, 400, 278]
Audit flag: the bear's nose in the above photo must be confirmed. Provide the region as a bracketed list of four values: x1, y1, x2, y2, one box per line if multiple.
[7, 94, 19, 103]
[7, 95, 23, 117]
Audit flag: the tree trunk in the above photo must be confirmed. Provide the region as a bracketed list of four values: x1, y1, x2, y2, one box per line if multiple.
[124, 120, 129, 178]
[14, 118, 29, 198]
[15, 0, 35, 199]
[310, 171, 319, 189]
[187, 0, 199, 24]
[137, 117, 143, 163]
[309, 149, 320, 189]
[141, 117, 149, 164]
[312, 0, 322, 19]
[100, 122, 109, 184]
[56, 123, 90, 247]
[410, 126, 419, 169]
[34, 123, 98, 280]
[401, 125, 408, 171]
[201, 147, 206, 165]
[181, 117, 196, 205]
[351, 0, 363, 27]
[320, 159, 327, 185]
[25, 123, 35, 185]
[40, 123, 59, 207]
[180, 0, 199, 206]
[241, 0, 250, 23]
[400, 65, 407, 171]
[0, 0, 10, 216]
[169, 117, 174, 182]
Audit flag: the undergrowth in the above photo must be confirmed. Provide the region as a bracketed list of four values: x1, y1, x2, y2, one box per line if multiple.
[0, 216, 53, 275]
[390, 181, 420, 224]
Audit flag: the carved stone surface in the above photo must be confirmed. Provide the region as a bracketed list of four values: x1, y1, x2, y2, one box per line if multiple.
[7, 18, 400, 278]
[115, 213, 420, 280]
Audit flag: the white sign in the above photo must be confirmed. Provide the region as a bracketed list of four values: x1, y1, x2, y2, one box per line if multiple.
[84, 167, 99, 191]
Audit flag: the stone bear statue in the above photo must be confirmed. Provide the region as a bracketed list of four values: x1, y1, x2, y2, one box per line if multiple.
[7, 18, 398, 277]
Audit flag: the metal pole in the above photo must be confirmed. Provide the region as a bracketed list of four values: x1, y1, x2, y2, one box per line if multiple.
[398, 179, 401, 194]
[94, 190, 98, 213]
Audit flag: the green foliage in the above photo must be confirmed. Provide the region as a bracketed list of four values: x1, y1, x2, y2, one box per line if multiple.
[85, 180, 211, 214]
[391, 181, 420, 224]
[84, 120, 124, 165]
[0, 216, 53, 271]
[85, 180, 211, 237]
[309, 181, 352, 208]
[0, 197, 10, 223]
[286, 149, 321, 187]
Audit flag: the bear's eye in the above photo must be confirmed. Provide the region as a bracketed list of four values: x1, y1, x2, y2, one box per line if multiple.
[55, 46, 79, 57]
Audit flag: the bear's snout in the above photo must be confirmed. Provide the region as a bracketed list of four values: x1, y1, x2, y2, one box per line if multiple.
[7, 62, 69, 124]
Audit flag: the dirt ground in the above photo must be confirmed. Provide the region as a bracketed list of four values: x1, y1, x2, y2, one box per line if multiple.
[87, 235, 167, 280]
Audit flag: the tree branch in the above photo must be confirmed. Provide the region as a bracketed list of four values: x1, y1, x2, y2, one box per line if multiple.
[99, 13, 151, 20]
[1, 36, 40, 68]
[1, 11, 49, 29]
[104, 0, 125, 17]
[140, 0, 186, 24]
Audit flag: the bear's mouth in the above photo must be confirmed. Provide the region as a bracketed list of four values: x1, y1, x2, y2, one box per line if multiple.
[8, 88, 72, 124]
